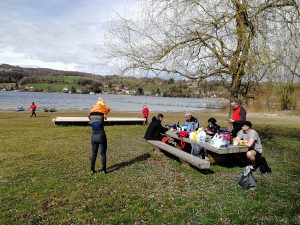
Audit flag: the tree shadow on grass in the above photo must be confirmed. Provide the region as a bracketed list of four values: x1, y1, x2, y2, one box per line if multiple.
[107, 153, 151, 173]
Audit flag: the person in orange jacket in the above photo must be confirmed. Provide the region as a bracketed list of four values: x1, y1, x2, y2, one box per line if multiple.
[89, 97, 111, 175]
[28, 102, 37, 117]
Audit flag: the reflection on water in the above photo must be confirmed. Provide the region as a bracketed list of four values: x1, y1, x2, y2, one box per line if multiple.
[0, 91, 228, 112]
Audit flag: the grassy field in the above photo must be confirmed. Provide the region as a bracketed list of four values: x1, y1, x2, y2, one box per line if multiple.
[0, 110, 299, 224]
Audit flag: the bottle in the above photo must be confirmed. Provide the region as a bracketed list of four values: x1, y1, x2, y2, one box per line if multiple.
[177, 121, 180, 131]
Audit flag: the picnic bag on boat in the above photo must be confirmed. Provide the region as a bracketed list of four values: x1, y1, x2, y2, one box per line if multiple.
[237, 165, 257, 189]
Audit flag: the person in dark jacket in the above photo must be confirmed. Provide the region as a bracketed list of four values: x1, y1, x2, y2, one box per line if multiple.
[89, 97, 110, 175]
[144, 114, 168, 140]
[205, 117, 221, 136]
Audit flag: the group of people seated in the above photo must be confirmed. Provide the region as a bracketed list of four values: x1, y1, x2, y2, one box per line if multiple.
[144, 112, 221, 141]
[144, 101, 263, 169]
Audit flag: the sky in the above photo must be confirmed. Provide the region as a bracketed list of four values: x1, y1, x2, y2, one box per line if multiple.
[0, 0, 137, 74]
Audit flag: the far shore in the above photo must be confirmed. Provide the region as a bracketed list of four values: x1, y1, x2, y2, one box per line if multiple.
[2, 110, 299, 127]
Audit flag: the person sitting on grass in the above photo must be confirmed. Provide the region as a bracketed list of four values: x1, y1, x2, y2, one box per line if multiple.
[144, 114, 168, 141]
[204, 117, 221, 136]
[235, 121, 262, 169]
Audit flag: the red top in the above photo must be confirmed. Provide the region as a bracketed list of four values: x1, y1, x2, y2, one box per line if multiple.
[232, 105, 246, 122]
[142, 106, 149, 117]
[29, 104, 37, 110]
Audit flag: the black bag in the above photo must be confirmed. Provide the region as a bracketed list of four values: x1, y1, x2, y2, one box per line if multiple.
[237, 166, 257, 189]
[259, 157, 272, 174]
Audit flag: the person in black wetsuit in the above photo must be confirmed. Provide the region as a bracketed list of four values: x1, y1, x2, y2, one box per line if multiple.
[89, 98, 110, 175]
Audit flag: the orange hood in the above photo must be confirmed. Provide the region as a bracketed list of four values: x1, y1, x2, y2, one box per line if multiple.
[90, 100, 110, 115]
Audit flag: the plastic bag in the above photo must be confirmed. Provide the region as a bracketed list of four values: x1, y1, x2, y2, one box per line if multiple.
[196, 130, 207, 143]
[210, 133, 222, 148]
[237, 166, 257, 189]
[189, 131, 196, 141]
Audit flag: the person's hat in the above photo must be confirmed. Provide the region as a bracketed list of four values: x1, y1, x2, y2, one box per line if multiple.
[242, 121, 252, 128]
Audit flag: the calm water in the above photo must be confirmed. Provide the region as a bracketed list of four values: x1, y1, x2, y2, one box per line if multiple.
[0, 91, 228, 112]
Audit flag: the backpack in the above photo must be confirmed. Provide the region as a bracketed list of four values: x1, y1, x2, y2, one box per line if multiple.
[237, 166, 257, 189]
[259, 157, 272, 174]
[191, 143, 205, 159]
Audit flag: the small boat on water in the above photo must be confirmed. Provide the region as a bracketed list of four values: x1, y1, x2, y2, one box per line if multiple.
[16, 106, 26, 112]
[44, 108, 57, 112]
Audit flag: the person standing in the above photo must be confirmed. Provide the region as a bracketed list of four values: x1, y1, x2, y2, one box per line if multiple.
[235, 121, 263, 168]
[144, 114, 168, 140]
[28, 102, 37, 117]
[89, 97, 110, 175]
[142, 104, 150, 125]
[228, 101, 246, 137]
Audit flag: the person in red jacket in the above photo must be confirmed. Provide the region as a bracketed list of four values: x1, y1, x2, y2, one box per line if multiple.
[228, 101, 246, 137]
[142, 104, 150, 125]
[28, 102, 37, 117]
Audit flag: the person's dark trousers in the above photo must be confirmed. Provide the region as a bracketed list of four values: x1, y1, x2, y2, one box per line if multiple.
[31, 110, 36, 117]
[144, 117, 148, 125]
[230, 122, 242, 137]
[91, 139, 107, 172]
[254, 151, 262, 169]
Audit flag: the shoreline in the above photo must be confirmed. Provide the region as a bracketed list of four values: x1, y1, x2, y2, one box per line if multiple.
[1, 110, 299, 127]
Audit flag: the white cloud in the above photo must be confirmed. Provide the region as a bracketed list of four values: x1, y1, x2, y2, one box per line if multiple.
[0, 0, 138, 74]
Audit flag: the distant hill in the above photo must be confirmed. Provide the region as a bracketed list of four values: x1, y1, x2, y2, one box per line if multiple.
[0, 64, 95, 83]
[0, 64, 229, 98]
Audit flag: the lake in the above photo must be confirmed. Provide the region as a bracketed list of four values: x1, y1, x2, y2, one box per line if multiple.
[0, 91, 228, 112]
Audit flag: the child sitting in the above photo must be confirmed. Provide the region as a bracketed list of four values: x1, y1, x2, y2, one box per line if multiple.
[205, 118, 221, 136]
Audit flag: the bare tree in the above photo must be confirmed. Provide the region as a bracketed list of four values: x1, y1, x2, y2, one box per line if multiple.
[104, 0, 299, 99]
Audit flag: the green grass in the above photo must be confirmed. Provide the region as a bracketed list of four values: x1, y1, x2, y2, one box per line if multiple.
[36, 75, 82, 83]
[0, 111, 299, 224]
[21, 83, 80, 91]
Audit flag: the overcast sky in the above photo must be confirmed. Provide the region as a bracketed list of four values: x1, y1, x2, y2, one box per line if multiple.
[0, 0, 137, 74]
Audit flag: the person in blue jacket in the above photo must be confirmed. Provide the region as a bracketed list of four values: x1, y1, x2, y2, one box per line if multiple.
[182, 113, 199, 132]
